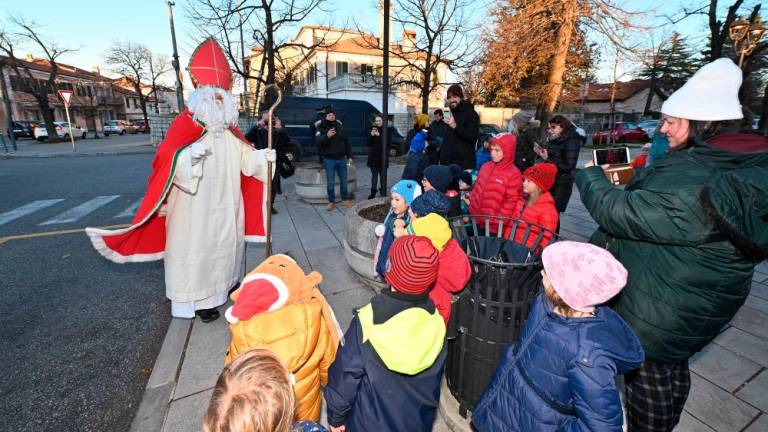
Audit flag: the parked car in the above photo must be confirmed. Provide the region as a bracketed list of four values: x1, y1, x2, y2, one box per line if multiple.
[103, 120, 137, 136]
[265, 96, 405, 161]
[133, 120, 150, 134]
[592, 121, 649, 145]
[9, 121, 36, 139]
[34, 122, 88, 141]
[638, 119, 661, 137]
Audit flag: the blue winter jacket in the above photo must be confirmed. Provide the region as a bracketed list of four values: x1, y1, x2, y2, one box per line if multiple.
[375, 212, 410, 277]
[325, 291, 447, 432]
[402, 151, 431, 182]
[472, 294, 644, 432]
[476, 146, 492, 171]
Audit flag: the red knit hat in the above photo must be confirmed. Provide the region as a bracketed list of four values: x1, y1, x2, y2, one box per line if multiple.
[523, 163, 558, 192]
[385, 236, 439, 295]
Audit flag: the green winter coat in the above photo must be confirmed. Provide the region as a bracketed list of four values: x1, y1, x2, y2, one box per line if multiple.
[576, 133, 768, 363]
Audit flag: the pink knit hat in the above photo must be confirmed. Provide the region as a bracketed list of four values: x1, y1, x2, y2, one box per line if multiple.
[542, 241, 628, 313]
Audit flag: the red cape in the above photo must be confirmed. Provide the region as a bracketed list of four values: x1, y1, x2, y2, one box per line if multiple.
[86, 110, 267, 263]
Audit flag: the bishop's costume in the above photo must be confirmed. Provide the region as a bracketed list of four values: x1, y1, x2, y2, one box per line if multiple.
[86, 38, 275, 321]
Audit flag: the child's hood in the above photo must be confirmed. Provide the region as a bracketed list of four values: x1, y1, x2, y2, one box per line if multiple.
[357, 296, 446, 375]
[577, 306, 645, 374]
[406, 213, 451, 251]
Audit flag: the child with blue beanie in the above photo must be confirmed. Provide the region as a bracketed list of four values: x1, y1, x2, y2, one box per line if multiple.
[374, 180, 422, 278]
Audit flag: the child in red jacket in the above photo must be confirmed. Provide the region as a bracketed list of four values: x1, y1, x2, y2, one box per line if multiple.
[469, 133, 523, 234]
[507, 163, 559, 262]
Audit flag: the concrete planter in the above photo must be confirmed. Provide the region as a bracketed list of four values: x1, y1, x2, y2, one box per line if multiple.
[294, 162, 357, 204]
[343, 197, 389, 289]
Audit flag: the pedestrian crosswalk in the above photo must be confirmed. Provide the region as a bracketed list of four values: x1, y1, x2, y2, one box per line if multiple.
[0, 196, 143, 228]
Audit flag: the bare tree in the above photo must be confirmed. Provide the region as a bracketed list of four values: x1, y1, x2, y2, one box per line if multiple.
[537, 0, 645, 133]
[353, 0, 478, 114]
[147, 53, 171, 114]
[0, 18, 76, 141]
[185, 0, 336, 112]
[105, 40, 152, 127]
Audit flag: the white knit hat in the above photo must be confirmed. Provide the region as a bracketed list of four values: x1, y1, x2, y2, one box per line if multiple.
[661, 58, 743, 121]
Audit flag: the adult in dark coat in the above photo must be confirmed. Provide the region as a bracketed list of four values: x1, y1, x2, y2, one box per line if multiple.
[511, 113, 539, 172]
[245, 116, 289, 214]
[428, 109, 449, 164]
[440, 84, 480, 170]
[535, 115, 581, 213]
[316, 108, 353, 210]
[577, 58, 768, 431]
[366, 115, 388, 199]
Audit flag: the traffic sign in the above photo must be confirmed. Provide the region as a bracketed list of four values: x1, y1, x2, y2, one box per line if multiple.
[57, 90, 73, 105]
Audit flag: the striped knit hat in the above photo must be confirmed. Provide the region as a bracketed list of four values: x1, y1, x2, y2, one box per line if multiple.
[385, 236, 439, 295]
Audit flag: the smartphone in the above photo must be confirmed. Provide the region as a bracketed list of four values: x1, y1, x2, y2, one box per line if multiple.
[592, 147, 630, 165]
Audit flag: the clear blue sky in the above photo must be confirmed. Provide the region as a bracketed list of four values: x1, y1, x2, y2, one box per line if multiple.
[1, 0, 762, 84]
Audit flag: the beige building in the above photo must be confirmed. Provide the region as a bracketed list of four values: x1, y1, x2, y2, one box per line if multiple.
[0, 56, 125, 132]
[246, 25, 449, 115]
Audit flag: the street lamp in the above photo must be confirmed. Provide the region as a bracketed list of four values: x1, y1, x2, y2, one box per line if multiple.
[729, 16, 766, 67]
[166, 0, 185, 111]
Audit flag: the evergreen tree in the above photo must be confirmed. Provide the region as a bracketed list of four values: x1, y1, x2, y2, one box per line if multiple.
[639, 32, 699, 115]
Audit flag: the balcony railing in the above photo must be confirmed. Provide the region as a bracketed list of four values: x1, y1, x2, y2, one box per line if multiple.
[328, 73, 420, 93]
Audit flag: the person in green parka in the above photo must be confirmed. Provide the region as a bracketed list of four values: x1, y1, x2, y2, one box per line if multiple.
[576, 58, 768, 432]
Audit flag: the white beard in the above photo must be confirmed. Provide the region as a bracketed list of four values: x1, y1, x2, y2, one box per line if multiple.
[187, 87, 239, 132]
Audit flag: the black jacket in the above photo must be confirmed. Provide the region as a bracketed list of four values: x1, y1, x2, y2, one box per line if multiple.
[366, 126, 388, 168]
[546, 128, 581, 212]
[514, 127, 539, 171]
[428, 119, 449, 149]
[325, 290, 447, 432]
[440, 100, 480, 170]
[316, 119, 351, 160]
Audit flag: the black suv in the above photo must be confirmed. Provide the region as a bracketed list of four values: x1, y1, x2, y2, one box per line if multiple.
[9, 121, 36, 139]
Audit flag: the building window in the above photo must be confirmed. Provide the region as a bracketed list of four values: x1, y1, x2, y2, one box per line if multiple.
[335, 61, 348, 77]
[361, 64, 374, 75]
[125, 97, 129, 107]
[86, 86, 92, 97]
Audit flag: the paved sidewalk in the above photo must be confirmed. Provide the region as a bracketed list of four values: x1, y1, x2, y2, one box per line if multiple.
[0, 134, 154, 158]
[132, 152, 768, 432]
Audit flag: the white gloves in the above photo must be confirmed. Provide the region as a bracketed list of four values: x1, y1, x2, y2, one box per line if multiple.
[189, 142, 209, 165]
[265, 148, 277, 163]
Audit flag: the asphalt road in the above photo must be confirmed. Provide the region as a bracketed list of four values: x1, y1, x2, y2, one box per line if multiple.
[0, 154, 171, 432]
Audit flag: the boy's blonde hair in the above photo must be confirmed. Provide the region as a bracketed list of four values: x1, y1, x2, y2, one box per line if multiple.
[203, 349, 295, 432]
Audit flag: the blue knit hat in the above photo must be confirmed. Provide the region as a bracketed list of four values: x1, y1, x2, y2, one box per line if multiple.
[411, 190, 450, 217]
[423, 164, 461, 193]
[390, 180, 422, 206]
[409, 130, 428, 153]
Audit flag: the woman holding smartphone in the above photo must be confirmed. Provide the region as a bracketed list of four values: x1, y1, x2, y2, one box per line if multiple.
[533, 115, 581, 216]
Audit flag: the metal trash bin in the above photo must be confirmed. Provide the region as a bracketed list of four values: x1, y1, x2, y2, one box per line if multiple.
[445, 215, 558, 418]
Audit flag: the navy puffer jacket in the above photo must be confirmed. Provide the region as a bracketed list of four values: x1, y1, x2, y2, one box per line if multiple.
[472, 294, 644, 432]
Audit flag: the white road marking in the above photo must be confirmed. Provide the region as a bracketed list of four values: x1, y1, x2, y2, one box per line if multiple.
[39, 195, 120, 225]
[114, 199, 142, 219]
[0, 199, 65, 227]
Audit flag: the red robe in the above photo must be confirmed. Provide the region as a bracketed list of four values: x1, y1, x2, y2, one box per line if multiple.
[86, 110, 267, 263]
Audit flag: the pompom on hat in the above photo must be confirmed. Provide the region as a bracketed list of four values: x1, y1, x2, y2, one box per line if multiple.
[523, 163, 558, 192]
[385, 236, 439, 295]
[661, 58, 743, 121]
[542, 241, 628, 313]
[188, 38, 233, 91]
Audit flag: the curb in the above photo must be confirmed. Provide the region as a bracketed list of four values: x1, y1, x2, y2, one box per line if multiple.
[438, 378, 473, 432]
[0, 149, 156, 159]
[129, 318, 193, 432]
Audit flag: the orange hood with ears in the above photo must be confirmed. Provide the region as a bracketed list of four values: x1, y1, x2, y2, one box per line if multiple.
[225, 254, 343, 421]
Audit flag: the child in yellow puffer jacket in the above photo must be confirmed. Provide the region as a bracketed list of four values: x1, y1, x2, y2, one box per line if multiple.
[224, 254, 343, 422]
